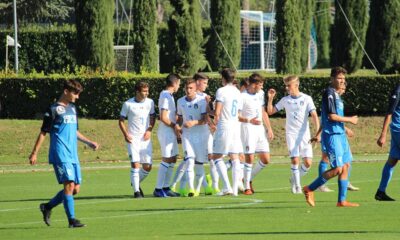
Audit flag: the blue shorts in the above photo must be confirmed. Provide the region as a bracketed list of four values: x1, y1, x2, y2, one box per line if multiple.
[390, 129, 400, 160]
[321, 132, 352, 168]
[53, 162, 82, 184]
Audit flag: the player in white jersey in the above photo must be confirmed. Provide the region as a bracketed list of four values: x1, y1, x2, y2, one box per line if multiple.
[267, 76, 319, 194]
[211, 68, 243, 196]
[239, 73, 274, 195]
[118, 81, 155, 198]
[175, 79, 208, 197]
[154, 74, 181, 197]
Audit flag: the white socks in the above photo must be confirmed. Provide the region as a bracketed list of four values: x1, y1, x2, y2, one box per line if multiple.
[130, 168, 140, 192]
[163, 163, 175, 188]
[300, 163, 310, 177]
[251, 160, 266, 180]
[291, 164, 301, 188]
[209, 160, 219, 189]
[214, 159, 232, 192]
[155, 162, 169, 189]
[244, 163, 253, 190]
[195, 163, 205, 193]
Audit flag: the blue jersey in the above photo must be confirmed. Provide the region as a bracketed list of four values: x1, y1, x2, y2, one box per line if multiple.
[321, 87, 345, 134]
[388, 84, 400, 132]
[41, 103, 79, 164]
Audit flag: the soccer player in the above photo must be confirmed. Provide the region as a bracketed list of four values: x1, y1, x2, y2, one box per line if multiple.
[239, 73, 274, 195]
[267, 76, 319, 194]
[176, 79, 208, 196]
[375, 83, 400, 201]
[303, 67, 359, 207]
[154, 73, 181, 197]
[118, 81, 156, 198]
[29, 79, 99, 228]
[211, 68, 243, 196]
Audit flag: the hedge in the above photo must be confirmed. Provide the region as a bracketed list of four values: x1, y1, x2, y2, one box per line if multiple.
[0, 74, 399, 119]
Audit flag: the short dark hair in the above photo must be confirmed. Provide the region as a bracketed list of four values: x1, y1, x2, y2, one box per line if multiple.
[63, 79, 83, 94]
[220, 68, 235, 83]
[248, 73, 264, 84]
[135, 81, 149, 92]
[240, 78, 249, 88]
[193, 72, 209, 81]
[166, 73, 181, 87]
[330, 67, 347, 78]
[185, 78, 196, 87]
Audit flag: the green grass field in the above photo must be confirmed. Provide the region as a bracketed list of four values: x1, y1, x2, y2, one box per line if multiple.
[1, 162, 399, 240]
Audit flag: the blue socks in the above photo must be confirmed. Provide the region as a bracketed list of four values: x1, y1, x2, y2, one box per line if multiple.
[338, 179, 348, 202]
[378, 162, 395, 192]
[63, 194, 75, 220]
[47, 190, 64, 209]
[318, 161, 328, 177]
[308, 176, 328, 191]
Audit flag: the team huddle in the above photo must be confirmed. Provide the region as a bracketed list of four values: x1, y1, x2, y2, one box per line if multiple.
[29, 67, 400, 228]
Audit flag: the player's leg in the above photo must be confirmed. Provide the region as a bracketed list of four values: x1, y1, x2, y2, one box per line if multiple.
[170, 160, 187, 191]
[376, 157, 398, 201]
[299, 137, 313, 178]
[212, 129, 233, 195]
[194, 162, 205, 196]
[290, 157, 301, 194]
[243, 153, 254, 195]
[317, 153, 334, 192]
[130, 162, 141, 198]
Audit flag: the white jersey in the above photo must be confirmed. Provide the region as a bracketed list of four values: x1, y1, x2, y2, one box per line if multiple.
[177, 95, 207, 133]
[158, 90, 177, 128]
[215, 84, 242, 127]
[275, 93, 316, 135]
[120, 97, 155, 136]
[241, 89, 265, 122]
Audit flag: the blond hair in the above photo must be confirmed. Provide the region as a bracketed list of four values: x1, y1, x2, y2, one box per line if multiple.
[283, 75, 299, 85]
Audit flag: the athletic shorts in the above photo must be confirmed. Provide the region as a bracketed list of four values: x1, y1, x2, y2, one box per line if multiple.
[127, 136, 152, 164]
[286, 132, 313, 158]
[241, 123, 269, 154]
[157, 125, 178, 158]
[182, 129, 208, 163]
[213, 124, 243, 155]
[321, 132, 352, 168]
[390, 129, 400, 159]
[53, 162, 81, 184]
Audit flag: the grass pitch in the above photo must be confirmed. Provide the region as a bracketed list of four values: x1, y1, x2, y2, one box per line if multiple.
[1, 162, 399, 240]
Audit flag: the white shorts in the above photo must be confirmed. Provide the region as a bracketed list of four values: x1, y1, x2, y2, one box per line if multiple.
[286, 132, 313, 158]
[213, 125, 243, 155]
[127, 136, 152, 164]
[182, 129, 208, 163]
[241, 123, 270, 154]
[157, 126, 179, 158]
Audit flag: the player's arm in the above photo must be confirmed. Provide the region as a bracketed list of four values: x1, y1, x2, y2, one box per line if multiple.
[143, 114, 156, 141]
[29, 131, 47, 165]
[310, 110, 320, 139]
[214, 101, 222, 125]
[118, 117, 132, 143]
[77, 131, 99, 150]
[262, 108, 274, 140]
[344, 126, 354, 138]
[377, 114, 392, 147]
[310, 125, 322, 144]
[160, 109, 176, 129]
[267, 89, 278, 115]
[328, 113, 358, 125]
[184, 114, 207, 128]
[377, 86, 400, 147]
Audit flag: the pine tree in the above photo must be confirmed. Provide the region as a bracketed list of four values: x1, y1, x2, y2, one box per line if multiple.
[275, 0, 302, 74]
[315, 1, 331, 68]
[366, 0, 400, 74]
[132, 0, 158, 73]
[299, 0, 315, 72]
[208, 0, 241, 70]
[330, 0, 368, 73]
[168, 0, 206, 75]
[75, 0, 115, 70]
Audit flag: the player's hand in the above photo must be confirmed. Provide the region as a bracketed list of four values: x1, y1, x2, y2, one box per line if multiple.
[184, 121, 195, 128]
[377, 134, 386, 147]
[124, 134, 133, 143]
[268, 89, 276, 99]
[309, 135, 321, 144]
[174, 124, 182, 137]
[205, 95, 211, 104]
[250, 117, 261, 125]
[209, 124, 216, 133]
[143, 130, 151, 141]
[349, 115, 358, 125]
[345, 128, 354, 138]
[29, 153, 37, 165]
[267, 129, 274, 141]
[88, 141, 99, 150]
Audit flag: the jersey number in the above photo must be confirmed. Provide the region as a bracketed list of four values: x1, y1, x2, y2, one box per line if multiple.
[231, 100, 238, 117]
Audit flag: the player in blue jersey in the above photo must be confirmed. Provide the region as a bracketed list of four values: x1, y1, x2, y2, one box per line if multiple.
[29, 80, 99, 228]
[303, 67, 359, 207]
[375, 83, 400, 201]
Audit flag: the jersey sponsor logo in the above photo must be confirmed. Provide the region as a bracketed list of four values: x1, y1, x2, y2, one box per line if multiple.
[56, 106, 66, 115]
[63, 115, 77, 124]
[194, 103, 198, 109]
[300, 101, 304, 106]
[57, 165, 65, 175]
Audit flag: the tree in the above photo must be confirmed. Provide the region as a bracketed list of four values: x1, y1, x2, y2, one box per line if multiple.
[168, 0, 206, 75]
[275, 0, 302, 74]
[132, 0, 158, 73]
[330, 0, 369, 73]
[365, 0, 400, 74]
[315, 1, 331, 68]
[75, 0, 115, 70]
[208, 0, 241, 70]
[299, 0, 315, 72]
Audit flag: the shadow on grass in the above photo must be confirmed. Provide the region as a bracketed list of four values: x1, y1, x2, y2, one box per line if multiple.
[178, 230, 400, 236]
[0, 195, 133, 203]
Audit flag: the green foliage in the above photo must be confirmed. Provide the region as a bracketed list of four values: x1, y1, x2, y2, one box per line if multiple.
[331, 0, 369, 73]
[365, 0, 400, 74]
[132, 0, 158, 73]
[1, 73, 399, 119]
[315, 1, 331, 68]
[299, 0, 315, 72]
[75, 0, 115, 70]
[275, 0, 302, 74]
[208, 0, 241, 71]
[168, 0, 207, 75]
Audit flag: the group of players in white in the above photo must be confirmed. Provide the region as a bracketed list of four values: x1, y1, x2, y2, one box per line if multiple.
[118, 68, 358, 198]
